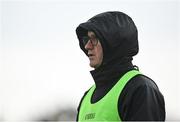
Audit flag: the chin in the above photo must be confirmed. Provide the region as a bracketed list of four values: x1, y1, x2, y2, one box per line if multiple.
[90, 63, 100, 69]
[90, 64, 96, 68]
[89, 62, 96, 68]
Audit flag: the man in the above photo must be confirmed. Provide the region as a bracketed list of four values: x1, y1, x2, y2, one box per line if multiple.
[75, 11, 165, 121]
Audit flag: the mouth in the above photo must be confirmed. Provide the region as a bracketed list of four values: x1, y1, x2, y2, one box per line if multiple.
[88, 54, 94, 57]
[88, 54, 95, 59]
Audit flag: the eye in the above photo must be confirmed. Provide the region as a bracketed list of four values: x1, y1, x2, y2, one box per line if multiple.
[91, 37, 98, 46]
[82, 36, 89, 46]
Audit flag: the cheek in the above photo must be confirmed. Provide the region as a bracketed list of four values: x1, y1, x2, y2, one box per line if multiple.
[100, 52, 103, 62]
[97, 50, 103, 62]
[94, 45, 103, 63]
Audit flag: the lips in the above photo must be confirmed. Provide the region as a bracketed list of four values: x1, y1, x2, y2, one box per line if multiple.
[88, 53, 95, 59]
[88, 54, 94, 57]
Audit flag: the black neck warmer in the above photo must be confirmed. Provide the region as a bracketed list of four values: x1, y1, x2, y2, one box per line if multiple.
[90, 59, 134, 88]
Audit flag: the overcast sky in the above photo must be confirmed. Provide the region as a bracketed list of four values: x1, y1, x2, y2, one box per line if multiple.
[0, 0, 179, 121]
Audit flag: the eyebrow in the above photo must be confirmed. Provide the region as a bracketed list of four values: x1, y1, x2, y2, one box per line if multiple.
[88, 31, 96, 37]
[88, 34, 96, 38]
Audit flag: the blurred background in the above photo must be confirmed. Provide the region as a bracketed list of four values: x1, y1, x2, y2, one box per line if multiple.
[0, 0, 179, 121]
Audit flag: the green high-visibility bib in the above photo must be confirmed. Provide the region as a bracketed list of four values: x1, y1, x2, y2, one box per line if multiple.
[78, 70, 141, 121]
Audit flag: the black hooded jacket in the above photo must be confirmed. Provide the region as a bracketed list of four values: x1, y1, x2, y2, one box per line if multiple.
[76, 11, 165, 121]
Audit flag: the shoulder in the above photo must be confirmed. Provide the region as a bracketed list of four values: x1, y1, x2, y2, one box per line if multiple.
[119, 74, 160, 105]
[118, 74, 165, 120]
[126, 74, 159, 90]
[76, 86, 94, 121]
[119, 74, 163, 105]
[77, 85, 95, 110]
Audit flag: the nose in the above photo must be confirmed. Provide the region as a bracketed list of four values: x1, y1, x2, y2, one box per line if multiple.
[85, 40, 93, 50]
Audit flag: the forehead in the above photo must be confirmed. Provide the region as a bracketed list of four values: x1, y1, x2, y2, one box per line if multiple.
[87, 31, 96, 37]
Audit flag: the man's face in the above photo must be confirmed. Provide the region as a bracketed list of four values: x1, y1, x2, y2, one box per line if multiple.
[84, 31, 103, 68]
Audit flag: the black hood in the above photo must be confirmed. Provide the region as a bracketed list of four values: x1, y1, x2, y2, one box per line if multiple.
[76, 11, 139, 86]
[76, 11, 139, 67]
